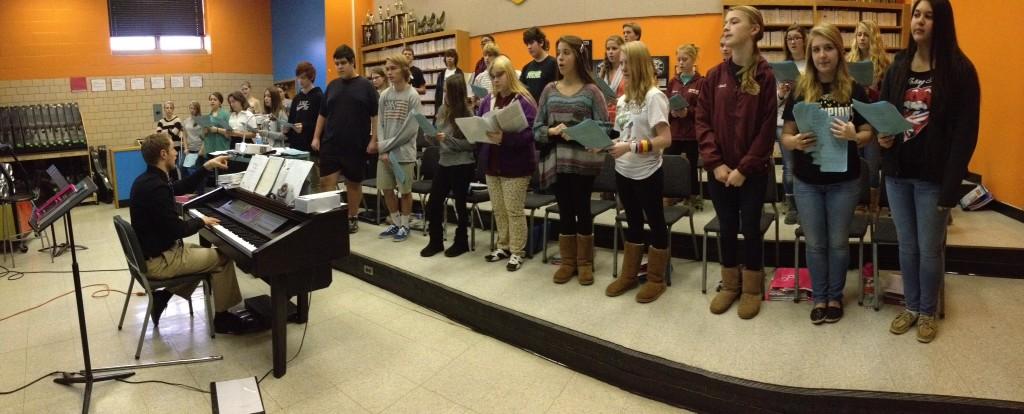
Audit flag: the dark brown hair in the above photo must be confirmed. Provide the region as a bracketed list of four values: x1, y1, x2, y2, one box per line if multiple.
[555, 35, 596, 85]
[295, 61, 316, 82]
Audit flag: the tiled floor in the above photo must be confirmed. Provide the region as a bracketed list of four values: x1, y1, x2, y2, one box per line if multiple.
[0, 204, 684, 413]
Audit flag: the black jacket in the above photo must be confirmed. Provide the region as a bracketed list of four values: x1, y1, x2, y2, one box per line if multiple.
[434, 68, 463, 117]
[879, 52, 980, 207]
[129, 165, 209, 258]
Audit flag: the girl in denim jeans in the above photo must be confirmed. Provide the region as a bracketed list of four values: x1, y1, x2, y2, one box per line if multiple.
[781, 24, 875, 325]
[878, 0, 980, 343]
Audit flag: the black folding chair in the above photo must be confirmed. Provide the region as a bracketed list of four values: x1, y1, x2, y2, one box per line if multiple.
[611, 155, 697, 286]
[411, 146, 440, 235]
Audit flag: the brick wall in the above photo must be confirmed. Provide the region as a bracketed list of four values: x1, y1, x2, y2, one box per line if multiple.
[0, 73, 275, 149]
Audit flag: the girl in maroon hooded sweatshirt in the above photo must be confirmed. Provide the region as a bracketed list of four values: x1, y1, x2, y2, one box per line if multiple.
[666, 43, 704, 209]
[696, 5, 777, 320]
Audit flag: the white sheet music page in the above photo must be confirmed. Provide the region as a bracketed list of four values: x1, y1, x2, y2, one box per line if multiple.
[239, 155, 269, 192]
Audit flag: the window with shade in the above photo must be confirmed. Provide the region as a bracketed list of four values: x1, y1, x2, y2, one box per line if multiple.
[108, 0, 209, 53]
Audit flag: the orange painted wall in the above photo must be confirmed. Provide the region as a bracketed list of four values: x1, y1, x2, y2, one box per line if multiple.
[951, 0, 1024, 208]
[0, 0, 272, 80]
[469, 15, 727, 80]
[324, 0, 374, 82]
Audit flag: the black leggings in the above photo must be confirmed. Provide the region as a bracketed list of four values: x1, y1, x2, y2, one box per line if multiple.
[427, 163, 474, 240]
[707, 173, 769, 270]
[616, 168, 668, 249]
[552, 173, 596, 235]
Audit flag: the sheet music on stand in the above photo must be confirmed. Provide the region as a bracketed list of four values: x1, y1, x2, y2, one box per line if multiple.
[30, 177, 97, 232]
[239, 154, 269, 192]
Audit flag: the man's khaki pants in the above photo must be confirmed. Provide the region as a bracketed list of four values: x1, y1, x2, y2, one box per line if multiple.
[145, 243, 242, 313]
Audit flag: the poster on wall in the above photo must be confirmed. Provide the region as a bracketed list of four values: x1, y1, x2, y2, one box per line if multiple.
[70, 77, 88, 92]
[111, 78, 127, 91]
[90, 79, 107, 92]
[189, 75, 203, 88]
[170, 76, 185, 88]
[151, 77, 165, 89]
[652, 56, 669, 90]
[130, 78, 145, 90]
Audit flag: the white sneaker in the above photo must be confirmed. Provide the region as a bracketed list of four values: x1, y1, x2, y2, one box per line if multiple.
[506, 254, 523, 272]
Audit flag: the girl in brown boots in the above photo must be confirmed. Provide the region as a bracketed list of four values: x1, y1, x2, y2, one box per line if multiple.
[696, 6, 778, 318]
[603, 41, 673, 303]
[533, 35, 609, 285]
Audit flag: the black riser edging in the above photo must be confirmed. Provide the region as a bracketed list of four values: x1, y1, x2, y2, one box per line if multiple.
[331, 255, 1024, 413]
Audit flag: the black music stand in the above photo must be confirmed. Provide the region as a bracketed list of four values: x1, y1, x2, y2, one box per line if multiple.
[31, 177, 221, 413]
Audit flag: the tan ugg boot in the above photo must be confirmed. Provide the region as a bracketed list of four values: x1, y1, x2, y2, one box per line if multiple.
[606, 242, 642, 296]
[553, 235, 577, 284]
[737, 269, 765, 319]
[709, 267, 741, 314]
[576, 234, 595, 286]
[636, 246, 669, 303]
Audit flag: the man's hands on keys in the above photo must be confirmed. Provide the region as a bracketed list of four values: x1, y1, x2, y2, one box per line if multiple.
[203, 155, 230, 171]
[201, 216, 220, 226]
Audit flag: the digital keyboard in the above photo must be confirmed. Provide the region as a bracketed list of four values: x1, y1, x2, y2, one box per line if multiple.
[183, 186, 349, 378]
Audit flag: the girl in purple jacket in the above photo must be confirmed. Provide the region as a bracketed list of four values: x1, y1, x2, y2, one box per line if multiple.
[477, 55, 539, 272]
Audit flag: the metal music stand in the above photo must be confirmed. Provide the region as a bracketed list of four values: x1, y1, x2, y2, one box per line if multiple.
[30, 177, 221, 414]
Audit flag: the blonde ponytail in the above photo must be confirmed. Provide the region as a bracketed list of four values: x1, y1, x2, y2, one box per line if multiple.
[729, 5, 766, 96]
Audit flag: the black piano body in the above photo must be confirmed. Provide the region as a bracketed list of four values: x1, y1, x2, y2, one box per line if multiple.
[184, 186, 349, 378]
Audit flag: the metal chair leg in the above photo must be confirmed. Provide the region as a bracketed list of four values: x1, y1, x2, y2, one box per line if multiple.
[612, 218, 620, 278]
[204, 278, 215, 338]
[187, 297, 194, 317]
[136, 295, 153, 359]
[794, 234, 801, 303]
[701, 231, 709, 293]
[118, 277, 135, 330]
[542, 210, 551, 263]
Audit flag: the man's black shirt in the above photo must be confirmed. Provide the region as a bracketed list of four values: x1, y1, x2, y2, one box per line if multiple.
[129, 165, 210, 258]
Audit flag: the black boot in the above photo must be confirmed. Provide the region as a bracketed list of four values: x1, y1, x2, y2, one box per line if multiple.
[445, 227, 470, 257]
[420, 238, 445, 257]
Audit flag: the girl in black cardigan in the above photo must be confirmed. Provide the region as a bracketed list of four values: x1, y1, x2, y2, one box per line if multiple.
[878, 0, 980, 344]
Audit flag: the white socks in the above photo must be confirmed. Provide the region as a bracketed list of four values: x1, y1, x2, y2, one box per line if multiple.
[401, 215, 412, 228]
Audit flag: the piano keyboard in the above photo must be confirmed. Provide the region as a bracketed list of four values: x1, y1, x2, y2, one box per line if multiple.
[189, 207, 270, 255]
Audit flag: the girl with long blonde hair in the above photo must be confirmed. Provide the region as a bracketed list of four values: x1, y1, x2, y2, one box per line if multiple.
[603, 41, 673, 303]
[696, 5, 777, 319]
[478, 55, 539, 272]
[846, 20, 891, 91]
[781, 24, 875, 325]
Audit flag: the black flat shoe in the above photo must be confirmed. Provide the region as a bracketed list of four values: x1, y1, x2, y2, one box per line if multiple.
[150, 290, 173, 327]
[214, 311, 265, 335]
[810, 307, 827, 325]
[825, 305, 844, 323]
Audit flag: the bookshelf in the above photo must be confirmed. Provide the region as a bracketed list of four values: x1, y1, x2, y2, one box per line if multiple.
[725, 0, 911, 62]
[359, 30, 470, 118]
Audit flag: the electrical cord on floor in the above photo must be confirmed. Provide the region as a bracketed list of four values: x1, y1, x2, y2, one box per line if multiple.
[0, 265, 130, 281]
[0, 283, 140, 323]
[114, 378, 209, 394]
[257, 291, 313, 385]
[0, 371, 60, 395]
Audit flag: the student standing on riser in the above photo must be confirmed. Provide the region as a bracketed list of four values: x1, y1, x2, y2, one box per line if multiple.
[285, 62, 324, 193]
[666, 44, 705, 209]
[533, 35, 609, 286]
[778, 24, 808, 226]
[519, 27, 559, 104]
[697, 5, 777, 320]
[879, 0, 979, 344]
[781, 24, 875, 325]
[374, 55, 423, 243]
[846, 20, 892, 212]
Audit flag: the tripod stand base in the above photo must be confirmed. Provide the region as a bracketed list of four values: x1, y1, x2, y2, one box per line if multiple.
[53, 370, 135, 386]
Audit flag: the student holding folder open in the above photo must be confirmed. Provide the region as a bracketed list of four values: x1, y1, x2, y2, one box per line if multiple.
[533, 35, 609, 286]
[476, 56, 538, 272]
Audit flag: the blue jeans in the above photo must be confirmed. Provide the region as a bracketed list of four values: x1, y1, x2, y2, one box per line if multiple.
[885, 177, 948, 316]
[794, 177, 860, 303]
[776, 127, 795, 196]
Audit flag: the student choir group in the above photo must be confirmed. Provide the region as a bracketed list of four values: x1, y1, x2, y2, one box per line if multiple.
[157, 0, 979, 344]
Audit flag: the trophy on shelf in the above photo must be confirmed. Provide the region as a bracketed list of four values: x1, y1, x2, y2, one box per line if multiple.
[362, 1, 447, 44]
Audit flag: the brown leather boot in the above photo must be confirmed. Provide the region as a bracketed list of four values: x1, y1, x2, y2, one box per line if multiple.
[709, 267, 741, 314]
[553, 235, 577, 284]
[636, 246, 668, 303]
[606, 242, 642, 296]
[576, 234, 594, 286]
[737, 268, 765, 319]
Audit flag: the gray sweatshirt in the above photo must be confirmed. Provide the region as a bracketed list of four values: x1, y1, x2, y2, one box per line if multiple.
[376, 85, 421, 163]
[434, 116, 475, 167]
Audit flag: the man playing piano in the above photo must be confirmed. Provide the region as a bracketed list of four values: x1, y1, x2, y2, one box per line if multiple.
[130, 133, 262, 334]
